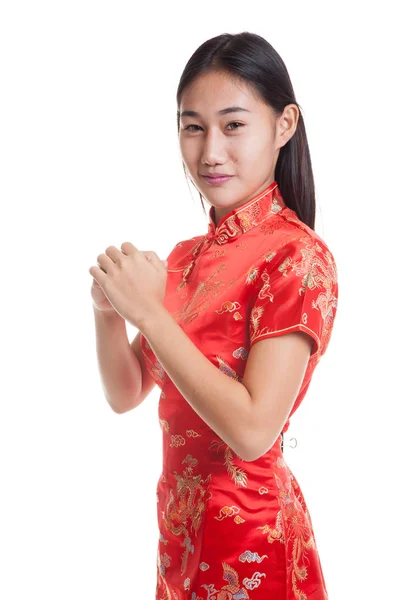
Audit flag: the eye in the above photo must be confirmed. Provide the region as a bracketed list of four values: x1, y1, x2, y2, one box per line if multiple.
[226, 122, 243, 130]
[183, 124, 201, 132]
[183, 122, 244, 132]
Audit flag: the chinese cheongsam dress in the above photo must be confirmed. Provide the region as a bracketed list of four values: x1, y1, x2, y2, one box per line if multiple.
[140, 180, 339, 600]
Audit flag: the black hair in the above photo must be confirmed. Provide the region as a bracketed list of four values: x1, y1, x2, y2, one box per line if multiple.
[176, 31, 316, 230]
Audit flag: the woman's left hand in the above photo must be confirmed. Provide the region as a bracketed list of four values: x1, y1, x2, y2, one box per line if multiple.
[89, 242, 168, 328]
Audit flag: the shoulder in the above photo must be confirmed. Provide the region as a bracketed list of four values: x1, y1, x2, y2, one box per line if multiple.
[248, 210, 339, 305]
[260, 207, 338, 276]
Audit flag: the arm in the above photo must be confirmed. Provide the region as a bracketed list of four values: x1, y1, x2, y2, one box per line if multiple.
[93, 308, 154, 413]
[139, 307, 312, 461]
[241, 330, 312, 459]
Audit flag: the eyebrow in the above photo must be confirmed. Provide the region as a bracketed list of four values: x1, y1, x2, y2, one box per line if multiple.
[179, 106, 251, 118]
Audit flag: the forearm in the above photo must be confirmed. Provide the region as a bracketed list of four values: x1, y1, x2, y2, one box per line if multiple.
[139, 307, 254, 460]
[93, 308, 142, 413]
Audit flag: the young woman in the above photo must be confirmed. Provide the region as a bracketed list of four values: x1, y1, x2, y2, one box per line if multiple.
[90, 31, 338, 599]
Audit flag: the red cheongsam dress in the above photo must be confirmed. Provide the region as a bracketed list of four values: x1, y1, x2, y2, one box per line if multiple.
[140, 180, 339, 600]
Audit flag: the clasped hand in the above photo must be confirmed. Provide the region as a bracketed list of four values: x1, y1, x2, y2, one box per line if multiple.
[89, 241, 168, 328]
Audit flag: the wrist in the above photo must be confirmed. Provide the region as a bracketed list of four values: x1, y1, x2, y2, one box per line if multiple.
[138, 305, 169, 336]
[93, 306, 123, 321]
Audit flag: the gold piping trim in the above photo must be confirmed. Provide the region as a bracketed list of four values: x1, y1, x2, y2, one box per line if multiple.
[250, 324, 321, 353]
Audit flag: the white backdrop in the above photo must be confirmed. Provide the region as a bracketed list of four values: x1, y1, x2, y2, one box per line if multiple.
[1, 1, 398, 598]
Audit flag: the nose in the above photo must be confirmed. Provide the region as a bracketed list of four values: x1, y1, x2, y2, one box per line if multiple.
[201, 130, 227, 166]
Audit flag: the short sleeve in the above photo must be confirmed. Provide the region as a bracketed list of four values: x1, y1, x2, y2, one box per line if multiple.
[249, 238, 339, 357]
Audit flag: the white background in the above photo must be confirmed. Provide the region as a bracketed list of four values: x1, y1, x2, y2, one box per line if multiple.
[1, 1, 398, 598]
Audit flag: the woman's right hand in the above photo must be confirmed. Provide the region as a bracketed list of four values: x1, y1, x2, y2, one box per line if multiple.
[90, 250, 168, 314]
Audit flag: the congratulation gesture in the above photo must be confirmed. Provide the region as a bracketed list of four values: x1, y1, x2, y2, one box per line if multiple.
[89, 242, 168, 328]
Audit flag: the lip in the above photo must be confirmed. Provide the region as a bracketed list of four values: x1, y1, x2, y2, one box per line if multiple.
[201, 174, 233, 185]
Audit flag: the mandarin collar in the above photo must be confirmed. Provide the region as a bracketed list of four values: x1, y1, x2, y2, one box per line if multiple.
[205, 180, 285, 244]
[179, 181, 286, 288]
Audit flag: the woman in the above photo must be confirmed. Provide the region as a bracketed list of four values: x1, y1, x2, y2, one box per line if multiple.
[90, 31, 338, 599]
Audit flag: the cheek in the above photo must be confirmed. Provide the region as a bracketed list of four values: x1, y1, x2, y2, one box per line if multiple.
[180, 139, 198, 165]
[238, 136, 273, 164]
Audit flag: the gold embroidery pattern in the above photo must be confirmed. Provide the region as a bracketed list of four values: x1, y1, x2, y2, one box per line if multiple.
[256, 518, 284, 544]
[160, 454, 212, 579]
[232, 346, 249, 360]
[173, 264, 228, 324]
[214, 505, 242, 521]
[249, 238, 338, 356]
[237, 201, 263, 232]
[245, 266, 260, 285]
[200, 561, 261, 598]
[271, 458, 329, 600]
[201, 563, 248, 598]
[239, 550, 269, 563]
[257, 268, 274, 301]
[215, 356, 243, 382]
[211, 216, 243, 243]
[209, 440, 249, 487]
[215, 300, 241, 314]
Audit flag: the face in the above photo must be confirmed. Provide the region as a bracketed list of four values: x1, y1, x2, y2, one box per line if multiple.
[178, 70, 299, 225]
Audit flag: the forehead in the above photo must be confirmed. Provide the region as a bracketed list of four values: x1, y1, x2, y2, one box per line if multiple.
[179, 71, 267, 116]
